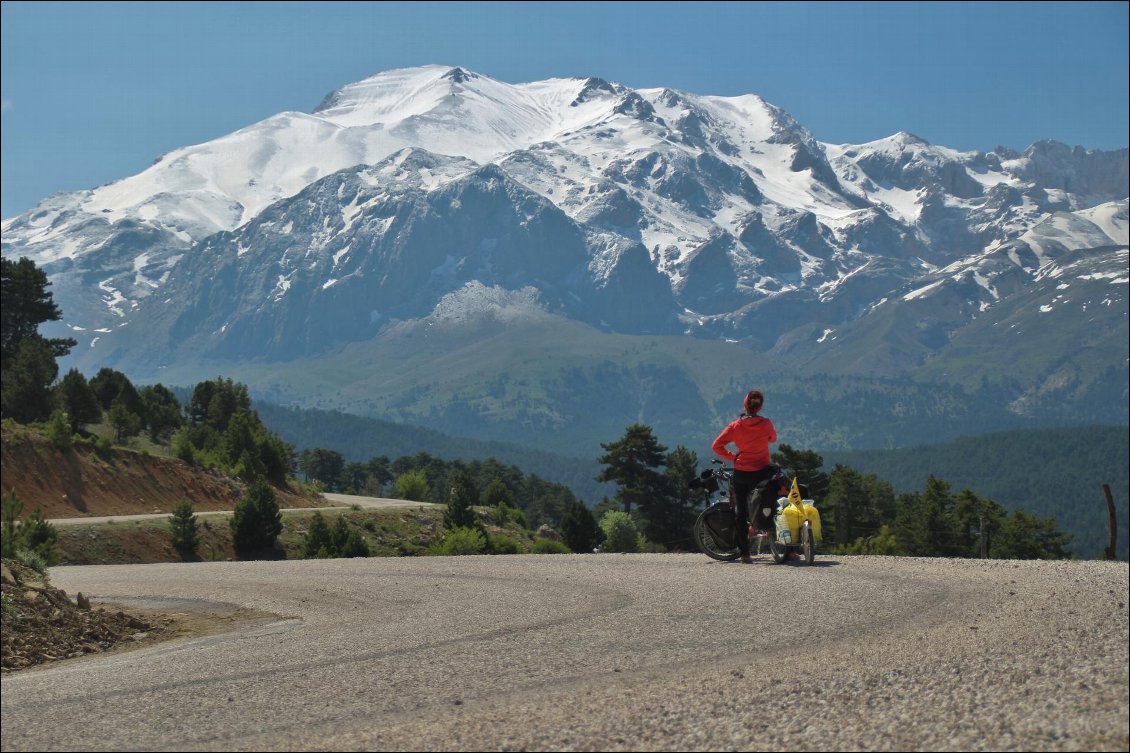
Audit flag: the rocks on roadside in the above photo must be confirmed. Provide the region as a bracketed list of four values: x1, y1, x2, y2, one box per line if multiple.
[1, 559, 169, 672]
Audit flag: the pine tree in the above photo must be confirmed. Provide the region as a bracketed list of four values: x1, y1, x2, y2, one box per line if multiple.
[894, 476, 959, 556]
[363, 456, 393, 495]
[994, 509, 1073, 560]
[91, 369, 143, 413]
[597, 424, 682, 545]
[0, 257, 75, 368]
[304, 511, 334, 558]
[482, 478, 515, 525]
[46, 409, 72, 449]
[169, 502, 199, 561]
[108, 398, 143, 443]
[824, 464, 886, 547]
[339, 530, 370, 558]
[1, 338, 60, 423]
[20, 509, 59, 567]
[56, 369, 102, 434]
[1, 496, 60, 568]
[254, 430, 294, 485]
[222, 411, 259, 467]
[560, 501, 604, 553]
[187, 378, 251, 432]
[299, 448, 346, 490]
[659, 445, 700, 549]
[596, 424, 669, 514]
[952, 489, 1006, 558]
[444, 470, 479, 530]
[1, 492, 24, 559]
[331, 515, 351, 553]
[342, 462, 370, 494]
[230, 478, 283, 558]
[772, 444, 830, 501]
[140, 384, 183, 442]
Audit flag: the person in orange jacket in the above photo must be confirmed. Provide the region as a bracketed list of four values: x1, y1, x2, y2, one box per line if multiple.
[711, 389, 778, 563]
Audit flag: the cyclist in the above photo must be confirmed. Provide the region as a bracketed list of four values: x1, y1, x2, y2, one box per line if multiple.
[711, 389, 778, 563]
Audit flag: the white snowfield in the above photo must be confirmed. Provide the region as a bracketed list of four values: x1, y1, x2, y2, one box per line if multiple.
[8, 64, 1124, 263]
[1, 555, 1125, 751]
[7, 66, 853, 260]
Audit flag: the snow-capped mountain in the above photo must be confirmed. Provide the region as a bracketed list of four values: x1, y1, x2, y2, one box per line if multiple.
[2, 65, 1127, 446]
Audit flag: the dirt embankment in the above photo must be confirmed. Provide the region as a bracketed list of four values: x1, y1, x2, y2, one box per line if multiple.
[0, 425, 329, 674]
[0, 424, 320, 518]
[1, 559, 173, 672]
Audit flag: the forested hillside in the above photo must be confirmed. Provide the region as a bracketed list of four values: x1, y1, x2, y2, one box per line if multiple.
[252, 402, 611, 504]
[824, 425, 1129, 559]
[252, 399, 1122, 558]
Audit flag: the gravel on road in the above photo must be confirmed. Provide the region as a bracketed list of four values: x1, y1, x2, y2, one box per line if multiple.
[1, 554, 1126, 752]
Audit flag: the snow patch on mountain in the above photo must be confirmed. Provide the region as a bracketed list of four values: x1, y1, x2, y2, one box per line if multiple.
[1076, 199, 1129, 245]
[1017, 211, 1123, 267]
[417, 281, 549, 328]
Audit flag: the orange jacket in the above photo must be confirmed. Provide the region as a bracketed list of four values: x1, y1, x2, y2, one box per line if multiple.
[712, 415, 777, 472]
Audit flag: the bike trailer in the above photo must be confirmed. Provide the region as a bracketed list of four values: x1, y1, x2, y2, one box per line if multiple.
[776, 501, 822, 544]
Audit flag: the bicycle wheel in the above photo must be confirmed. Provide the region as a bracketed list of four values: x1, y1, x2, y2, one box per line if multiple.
[768, 534, 787, 564]
[693, 510, 740, 562]
[802, 523, 815, 565]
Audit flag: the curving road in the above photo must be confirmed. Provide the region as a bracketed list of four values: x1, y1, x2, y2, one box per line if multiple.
[48, 493, 437, 526]
[1, 555, 1127, 751]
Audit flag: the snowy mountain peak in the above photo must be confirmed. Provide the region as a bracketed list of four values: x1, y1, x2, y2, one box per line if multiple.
[891, 131, 931, 147]
[2, 65, 1126, 397]
[311, 64, 480, 124]
[570, 76, 626, 106]
[441, 66, 475, 84]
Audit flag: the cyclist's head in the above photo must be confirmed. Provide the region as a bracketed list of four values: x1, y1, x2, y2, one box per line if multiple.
[744, 389, 765, 415]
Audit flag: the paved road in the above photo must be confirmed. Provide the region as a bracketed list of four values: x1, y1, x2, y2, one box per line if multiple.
[1, 555, 1126, 751]
[48, 493, 436, 526]
[321, 492, 439, 510]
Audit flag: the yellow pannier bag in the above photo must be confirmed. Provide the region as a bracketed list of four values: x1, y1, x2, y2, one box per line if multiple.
[778, 503, 803, 544]
[803, 503, 822, 542]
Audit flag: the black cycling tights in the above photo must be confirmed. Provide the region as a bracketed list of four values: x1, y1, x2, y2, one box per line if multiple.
[731, 467, 777, 556]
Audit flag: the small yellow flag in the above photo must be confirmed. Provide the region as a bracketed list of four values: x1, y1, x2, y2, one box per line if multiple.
[788, 476, 804, 508]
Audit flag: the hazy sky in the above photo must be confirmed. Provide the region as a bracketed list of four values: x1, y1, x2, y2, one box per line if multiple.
[2, 1, 1127, 218]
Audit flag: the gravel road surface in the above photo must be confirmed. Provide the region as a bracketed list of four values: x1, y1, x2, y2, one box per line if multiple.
[1, 555, 1126, 751]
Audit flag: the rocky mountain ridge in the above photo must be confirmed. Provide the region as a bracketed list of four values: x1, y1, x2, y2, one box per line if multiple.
[1, 65, 1126, 448]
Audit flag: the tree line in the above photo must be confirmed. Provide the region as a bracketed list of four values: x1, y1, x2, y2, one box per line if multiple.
[824, 427, 1128, 559]
[252, 401, 609, 505]
[0, 255, 1080, 562]
[295, 448, 580, 531]
[590, 426, 1075, 560]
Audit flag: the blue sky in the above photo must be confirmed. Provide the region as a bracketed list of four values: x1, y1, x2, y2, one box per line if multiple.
[2, 1, 1127, 219]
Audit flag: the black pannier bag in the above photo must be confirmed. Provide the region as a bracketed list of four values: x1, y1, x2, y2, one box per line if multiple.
[702, 501, 737, 549]
[752, 477, 779, 527]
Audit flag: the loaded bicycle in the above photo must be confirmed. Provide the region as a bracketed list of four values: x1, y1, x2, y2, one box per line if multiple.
[689, 460, 820, 564]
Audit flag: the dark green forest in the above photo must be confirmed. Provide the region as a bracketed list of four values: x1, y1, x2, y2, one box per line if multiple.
[294, 446, 581, 531]
[824, 426, 1129, 559]
[254, 401, 1125, 559]
[251, 402, 612, 504]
